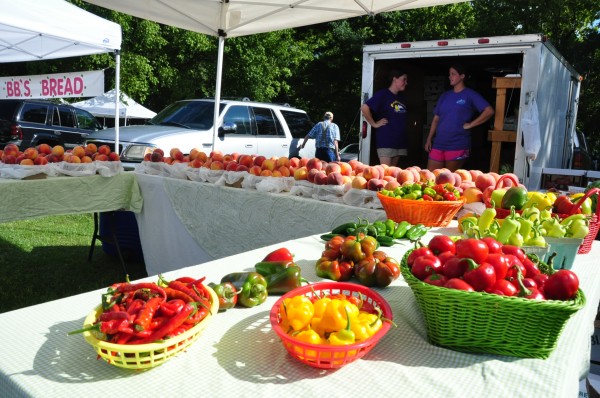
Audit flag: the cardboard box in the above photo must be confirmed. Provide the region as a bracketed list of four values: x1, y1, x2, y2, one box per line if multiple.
[542, 168, 586, 190]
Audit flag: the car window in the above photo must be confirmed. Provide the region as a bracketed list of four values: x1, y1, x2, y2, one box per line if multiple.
[20, 103, 49, 124]
[74, 108, 100, 130]
[53, 107, 76, 128]
[151, 101, 223, 130]
[222, 105, 252, 135]
[253, 107, 284, 137]
[280, 110, 312, 139]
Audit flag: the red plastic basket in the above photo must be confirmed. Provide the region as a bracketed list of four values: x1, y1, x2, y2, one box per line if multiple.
[483, 174, 522, 219]
[270, 282, 393, 369]
[553, 187, 600, 254]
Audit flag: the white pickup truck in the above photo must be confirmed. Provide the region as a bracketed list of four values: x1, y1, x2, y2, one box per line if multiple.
[85, 98, 316, 169]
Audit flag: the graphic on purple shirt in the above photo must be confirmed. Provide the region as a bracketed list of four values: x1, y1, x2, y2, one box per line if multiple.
[365, 89, 408, 149]
[432, 87, 491, 150]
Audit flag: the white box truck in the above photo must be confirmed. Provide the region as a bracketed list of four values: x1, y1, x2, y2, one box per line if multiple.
[359, 34, 581, 190]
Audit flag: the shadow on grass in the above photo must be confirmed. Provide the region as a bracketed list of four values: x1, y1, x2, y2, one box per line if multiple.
[0, 240, 147, 314]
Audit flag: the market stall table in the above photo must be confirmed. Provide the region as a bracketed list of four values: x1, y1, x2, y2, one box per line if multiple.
[0, 172, 143, 222]
[0, 225, 598, 398]
[134, 173, 386, 275]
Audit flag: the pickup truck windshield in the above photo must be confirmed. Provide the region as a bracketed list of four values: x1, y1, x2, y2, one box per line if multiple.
[147, 101, 225, 130]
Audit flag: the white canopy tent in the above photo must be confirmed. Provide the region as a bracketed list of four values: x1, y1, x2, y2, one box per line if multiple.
[83, 0, 468, 150]
[0, 0, 123, 148]
[72, 89, 156, 125]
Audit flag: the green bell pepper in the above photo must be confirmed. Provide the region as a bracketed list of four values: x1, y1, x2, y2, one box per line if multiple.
[254, 261, 295, 277]
[263, 266, 307, 294]
[220, 272, 268, 307]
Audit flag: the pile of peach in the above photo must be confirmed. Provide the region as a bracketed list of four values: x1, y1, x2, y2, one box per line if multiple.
[144, 147, 518, 204]
[0, 143, 120, 165]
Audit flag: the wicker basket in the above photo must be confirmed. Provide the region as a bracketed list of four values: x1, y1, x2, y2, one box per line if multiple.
[377, 192, 464, 227]
[401, 250, 585, 358]
[270, 282, 393, 369]
[553, 188, 600, 254]
[81, 286, 219, 369]
[483, 174, 522, 219]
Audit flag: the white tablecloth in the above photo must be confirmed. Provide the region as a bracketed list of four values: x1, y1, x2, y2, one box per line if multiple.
[1, 227, 598, 398]
[135, 173, 386, 275]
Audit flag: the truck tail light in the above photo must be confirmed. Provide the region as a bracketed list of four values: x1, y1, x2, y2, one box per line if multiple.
[10, 124, 22, 140]
[478, 38, 490, 44]
[437, 41, 448, 46]
[362, 121, 368, 139]
[400, 43, 411, 48]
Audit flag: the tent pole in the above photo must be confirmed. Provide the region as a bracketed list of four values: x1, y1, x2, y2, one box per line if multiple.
[211, 34, 225, 154]
[114, 49, 121, 154]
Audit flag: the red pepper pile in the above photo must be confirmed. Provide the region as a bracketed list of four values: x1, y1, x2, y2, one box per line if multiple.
[69, 276, 213, 345]
[407, 235, 580, 301]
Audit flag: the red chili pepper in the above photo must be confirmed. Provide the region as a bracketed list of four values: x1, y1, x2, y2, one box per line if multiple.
[130, 302, 195, 344]
[113, 282, 167, 301]
[134, 296, 163, 331]
[164, 287, 195, 303]
[159, 299, 186, 317]
[99, 311, 130, 322]
[126, 298, 146, 315]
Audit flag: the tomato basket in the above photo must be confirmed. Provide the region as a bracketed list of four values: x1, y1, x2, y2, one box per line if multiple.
[269, 282, 393, 369]
[483, 174, 522, 219]
[80, 285, 219, 370]
[552, 187, 600, 254]
[377, 192, 465, 227]
[400, 249, 585, 359]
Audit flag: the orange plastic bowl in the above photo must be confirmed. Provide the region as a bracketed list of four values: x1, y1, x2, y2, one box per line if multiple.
[270, 282, 393, 369]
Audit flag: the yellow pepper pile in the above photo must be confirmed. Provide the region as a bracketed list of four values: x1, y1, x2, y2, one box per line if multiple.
[279, 295, 383, 348]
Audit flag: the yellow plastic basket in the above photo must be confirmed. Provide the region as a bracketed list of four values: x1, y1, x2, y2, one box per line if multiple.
[81, 285, 218, 370]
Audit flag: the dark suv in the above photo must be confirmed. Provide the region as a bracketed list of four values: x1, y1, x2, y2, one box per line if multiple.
[0, 99, 103, 150]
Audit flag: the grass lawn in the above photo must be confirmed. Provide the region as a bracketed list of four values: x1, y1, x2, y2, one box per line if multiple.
[0, 213, 147, 313]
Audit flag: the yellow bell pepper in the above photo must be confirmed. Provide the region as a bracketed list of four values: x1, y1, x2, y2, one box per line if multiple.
[312, 298, 359, 335]
[521, 191, 553, 211]
[281, 295, 314, 332]
[290, 328, 322, 359]
[351, 309, 383, 341]
[328, 308, 356, 345]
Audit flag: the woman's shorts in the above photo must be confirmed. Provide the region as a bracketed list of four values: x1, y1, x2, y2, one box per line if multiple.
[377, 147, 407, 158]
[428, 148, 470, 162]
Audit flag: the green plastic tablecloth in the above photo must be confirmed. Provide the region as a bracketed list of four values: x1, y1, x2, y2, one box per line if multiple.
[0, 173, 143, 222]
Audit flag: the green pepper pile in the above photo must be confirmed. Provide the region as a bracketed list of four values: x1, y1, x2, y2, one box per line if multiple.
[321, 218, 429, 246]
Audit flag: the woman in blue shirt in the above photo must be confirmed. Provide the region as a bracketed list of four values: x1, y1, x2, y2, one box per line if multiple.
[425, 64, 494, 171]
[361, 69, 408, 166]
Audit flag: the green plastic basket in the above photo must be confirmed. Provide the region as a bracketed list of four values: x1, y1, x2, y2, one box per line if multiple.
[401, 249, 586, 359]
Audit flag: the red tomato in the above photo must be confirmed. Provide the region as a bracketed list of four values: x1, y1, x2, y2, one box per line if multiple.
[444, 278, 475, 292]
[521, 256, 541, 278]
[437, 251, 456, 265]
[423, 272, 448, 287]
[411, 255, 442, 281]
[442, 257, 470, 279]
[501, 245, 526, 263]
[486, 279, 518, 296]
[543, 270, 579, 300]
[407, 246, 434, 266]
[463, 261, 496, 292]
[485, 253, 510, 280]
[481, 236, 503, 254]
[427, 235, 456, 255]
[455, 238, 489, 264]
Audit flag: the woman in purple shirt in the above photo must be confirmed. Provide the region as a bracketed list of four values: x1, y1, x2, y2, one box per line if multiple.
[425, 64, 494, 171]
[361, 69, 408, 166]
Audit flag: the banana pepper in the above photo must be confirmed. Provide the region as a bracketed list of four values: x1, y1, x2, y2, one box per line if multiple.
[522, 191, 553, 211]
